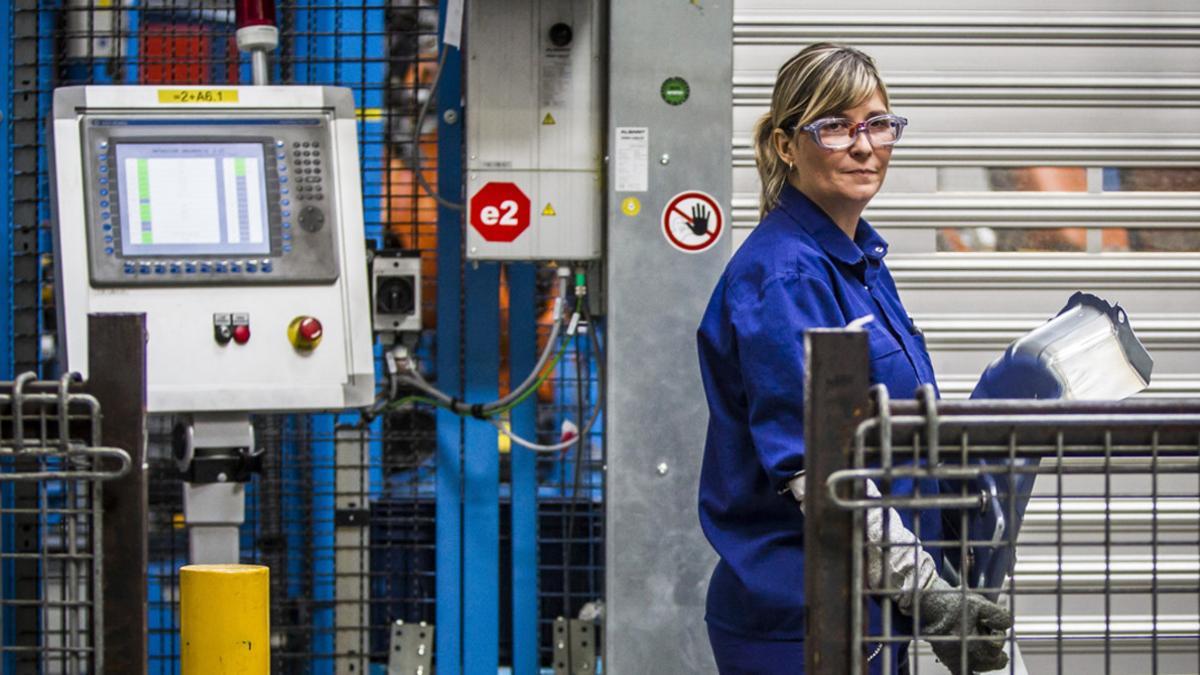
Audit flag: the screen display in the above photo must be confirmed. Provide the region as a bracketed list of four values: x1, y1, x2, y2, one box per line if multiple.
[114, 142, 271, 256]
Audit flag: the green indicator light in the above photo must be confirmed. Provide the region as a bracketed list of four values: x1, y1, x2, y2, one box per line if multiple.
[660, 76, 690, 106]
[235, 157, 246, 176]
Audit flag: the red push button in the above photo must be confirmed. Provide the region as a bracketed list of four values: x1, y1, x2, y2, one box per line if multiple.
[232, 324, 251, 345]
[287, 316, 323, 351]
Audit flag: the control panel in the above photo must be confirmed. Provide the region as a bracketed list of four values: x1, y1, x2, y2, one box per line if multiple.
[83, 119, 337, 285]
[51, 86, 375, 413]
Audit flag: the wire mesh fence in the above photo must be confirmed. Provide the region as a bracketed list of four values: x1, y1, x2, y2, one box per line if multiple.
[8, 2, 606, 671]
[0, 373, 132, 674]
[809, 365, 1200, 674]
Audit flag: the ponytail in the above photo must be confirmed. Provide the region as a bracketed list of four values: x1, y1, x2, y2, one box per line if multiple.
[753, 112, 789, 220]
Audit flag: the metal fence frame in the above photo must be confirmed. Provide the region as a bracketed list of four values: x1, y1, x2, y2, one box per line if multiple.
[805, 329, 1200, 674]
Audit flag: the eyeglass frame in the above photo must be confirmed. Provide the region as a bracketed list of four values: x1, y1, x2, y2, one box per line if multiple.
[791, 113, 909, 151]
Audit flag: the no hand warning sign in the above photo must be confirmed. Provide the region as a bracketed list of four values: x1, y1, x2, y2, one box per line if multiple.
[470, 182, 531, 243]
[661, 190, 723, 253]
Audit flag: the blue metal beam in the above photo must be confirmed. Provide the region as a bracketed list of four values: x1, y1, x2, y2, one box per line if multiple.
[508, 264, 539, 675]
[434, 2, 466, 672]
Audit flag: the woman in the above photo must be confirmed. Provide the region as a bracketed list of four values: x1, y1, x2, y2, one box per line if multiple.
[696, 44, 1011, 674]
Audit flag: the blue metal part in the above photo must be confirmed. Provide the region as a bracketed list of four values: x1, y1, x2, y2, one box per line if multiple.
[463, 262, 500, 674]
[124, 2, 140, 83]
[507, 264, 539, 675]
[435, 2, 465, 670]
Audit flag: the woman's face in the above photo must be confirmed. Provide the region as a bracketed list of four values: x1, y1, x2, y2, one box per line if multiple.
[785, 91, 892, 213]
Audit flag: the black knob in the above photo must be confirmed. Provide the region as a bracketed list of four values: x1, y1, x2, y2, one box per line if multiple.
[299, 205, 325, 232]
[376, 275, 416, 316]
[548, 22, 573, 48]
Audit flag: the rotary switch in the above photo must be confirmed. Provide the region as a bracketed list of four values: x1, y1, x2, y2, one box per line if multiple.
[287, 315, 324, 351]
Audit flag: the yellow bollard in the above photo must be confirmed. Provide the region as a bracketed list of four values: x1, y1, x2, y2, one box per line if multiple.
[181, 564, 270, 674]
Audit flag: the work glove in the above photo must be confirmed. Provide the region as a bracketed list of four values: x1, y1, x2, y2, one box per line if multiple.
[918, 576, 1012, 675]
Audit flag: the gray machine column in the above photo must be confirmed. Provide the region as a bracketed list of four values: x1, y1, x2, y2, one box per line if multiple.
[177, 413, 257, 564]
[606, 3, 732, 672]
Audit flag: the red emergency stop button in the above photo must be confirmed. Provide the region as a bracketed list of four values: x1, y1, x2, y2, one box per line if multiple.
[232, 324, 251, 344]
[287, 316, 323, 351]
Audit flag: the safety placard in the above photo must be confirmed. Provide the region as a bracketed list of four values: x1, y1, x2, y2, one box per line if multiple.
[470, 182, 531, 243]
[661, 190, 723, 253]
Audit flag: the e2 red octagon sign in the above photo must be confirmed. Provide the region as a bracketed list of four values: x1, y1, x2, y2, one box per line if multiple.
[470, 182, 531, 243]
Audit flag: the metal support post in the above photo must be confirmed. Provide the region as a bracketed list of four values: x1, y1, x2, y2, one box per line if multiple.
[508, 263, 538, 675]
[434, 1, 466, 672]
[804, 330, 870, 675]
[180, 564, 270, 674]
[335, 426, 371, 673]
[88, 313, 149, 674]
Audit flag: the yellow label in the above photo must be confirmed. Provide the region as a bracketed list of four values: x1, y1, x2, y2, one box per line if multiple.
[621, 197, 641, 217]
[542, 112, 556, 125]
[356, 107, 384, 121]
[542, 203, 557, 217]
[157, 89, 239, 104]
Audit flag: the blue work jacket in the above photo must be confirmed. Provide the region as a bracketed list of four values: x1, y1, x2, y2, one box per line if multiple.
[697, 183, 942, 639]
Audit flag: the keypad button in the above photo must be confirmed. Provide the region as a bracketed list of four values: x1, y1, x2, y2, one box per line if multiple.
[99, 177, 108, 184]
[282, 244, 292, 253]
[102, 223, 112, 231]
[98, 165, 108, 173]
[100, 189, 108, 196]
[104, 246, 114, 255]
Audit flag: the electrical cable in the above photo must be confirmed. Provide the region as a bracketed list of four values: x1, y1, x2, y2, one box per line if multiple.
[389, 269, 577, 418]
[489, 304, 603, 453]
[412, 45, 464, 211]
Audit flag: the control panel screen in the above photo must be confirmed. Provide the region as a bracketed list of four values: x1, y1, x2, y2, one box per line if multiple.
[114, 142, 271, 256]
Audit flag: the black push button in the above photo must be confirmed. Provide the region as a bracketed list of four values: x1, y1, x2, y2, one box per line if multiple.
[299, 205, 326, 232]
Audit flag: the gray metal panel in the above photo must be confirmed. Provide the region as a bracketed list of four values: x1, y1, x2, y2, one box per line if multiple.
[606, 2, 732, 672]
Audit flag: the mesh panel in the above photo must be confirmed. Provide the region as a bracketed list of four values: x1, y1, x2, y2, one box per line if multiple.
[10, 2, 607, 672]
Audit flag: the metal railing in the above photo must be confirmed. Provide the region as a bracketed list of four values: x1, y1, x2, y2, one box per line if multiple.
[804, 331, 1200, 675]
[0, 372, 132, 674]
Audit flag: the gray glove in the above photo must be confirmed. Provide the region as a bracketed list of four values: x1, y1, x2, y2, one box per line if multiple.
[919, 576, 1012, 675]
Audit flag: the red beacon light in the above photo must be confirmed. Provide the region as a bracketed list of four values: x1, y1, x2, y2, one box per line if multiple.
[235, 0, 277, 28]
[235, 0, 278, 85]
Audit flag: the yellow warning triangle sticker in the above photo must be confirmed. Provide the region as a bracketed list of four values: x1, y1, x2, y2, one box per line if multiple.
[542, 203, 557, 216]
[542, 113, 556, 125]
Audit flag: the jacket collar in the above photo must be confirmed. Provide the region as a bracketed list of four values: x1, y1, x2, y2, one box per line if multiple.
[777, 183, 889, 266]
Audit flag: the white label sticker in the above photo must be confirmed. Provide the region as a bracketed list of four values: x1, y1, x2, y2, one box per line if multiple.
[443, 0, 464, 49]
[615, 127, 649, 193]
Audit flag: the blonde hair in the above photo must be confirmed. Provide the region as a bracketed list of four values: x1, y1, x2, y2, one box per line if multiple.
[753, 43, 890, 218]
